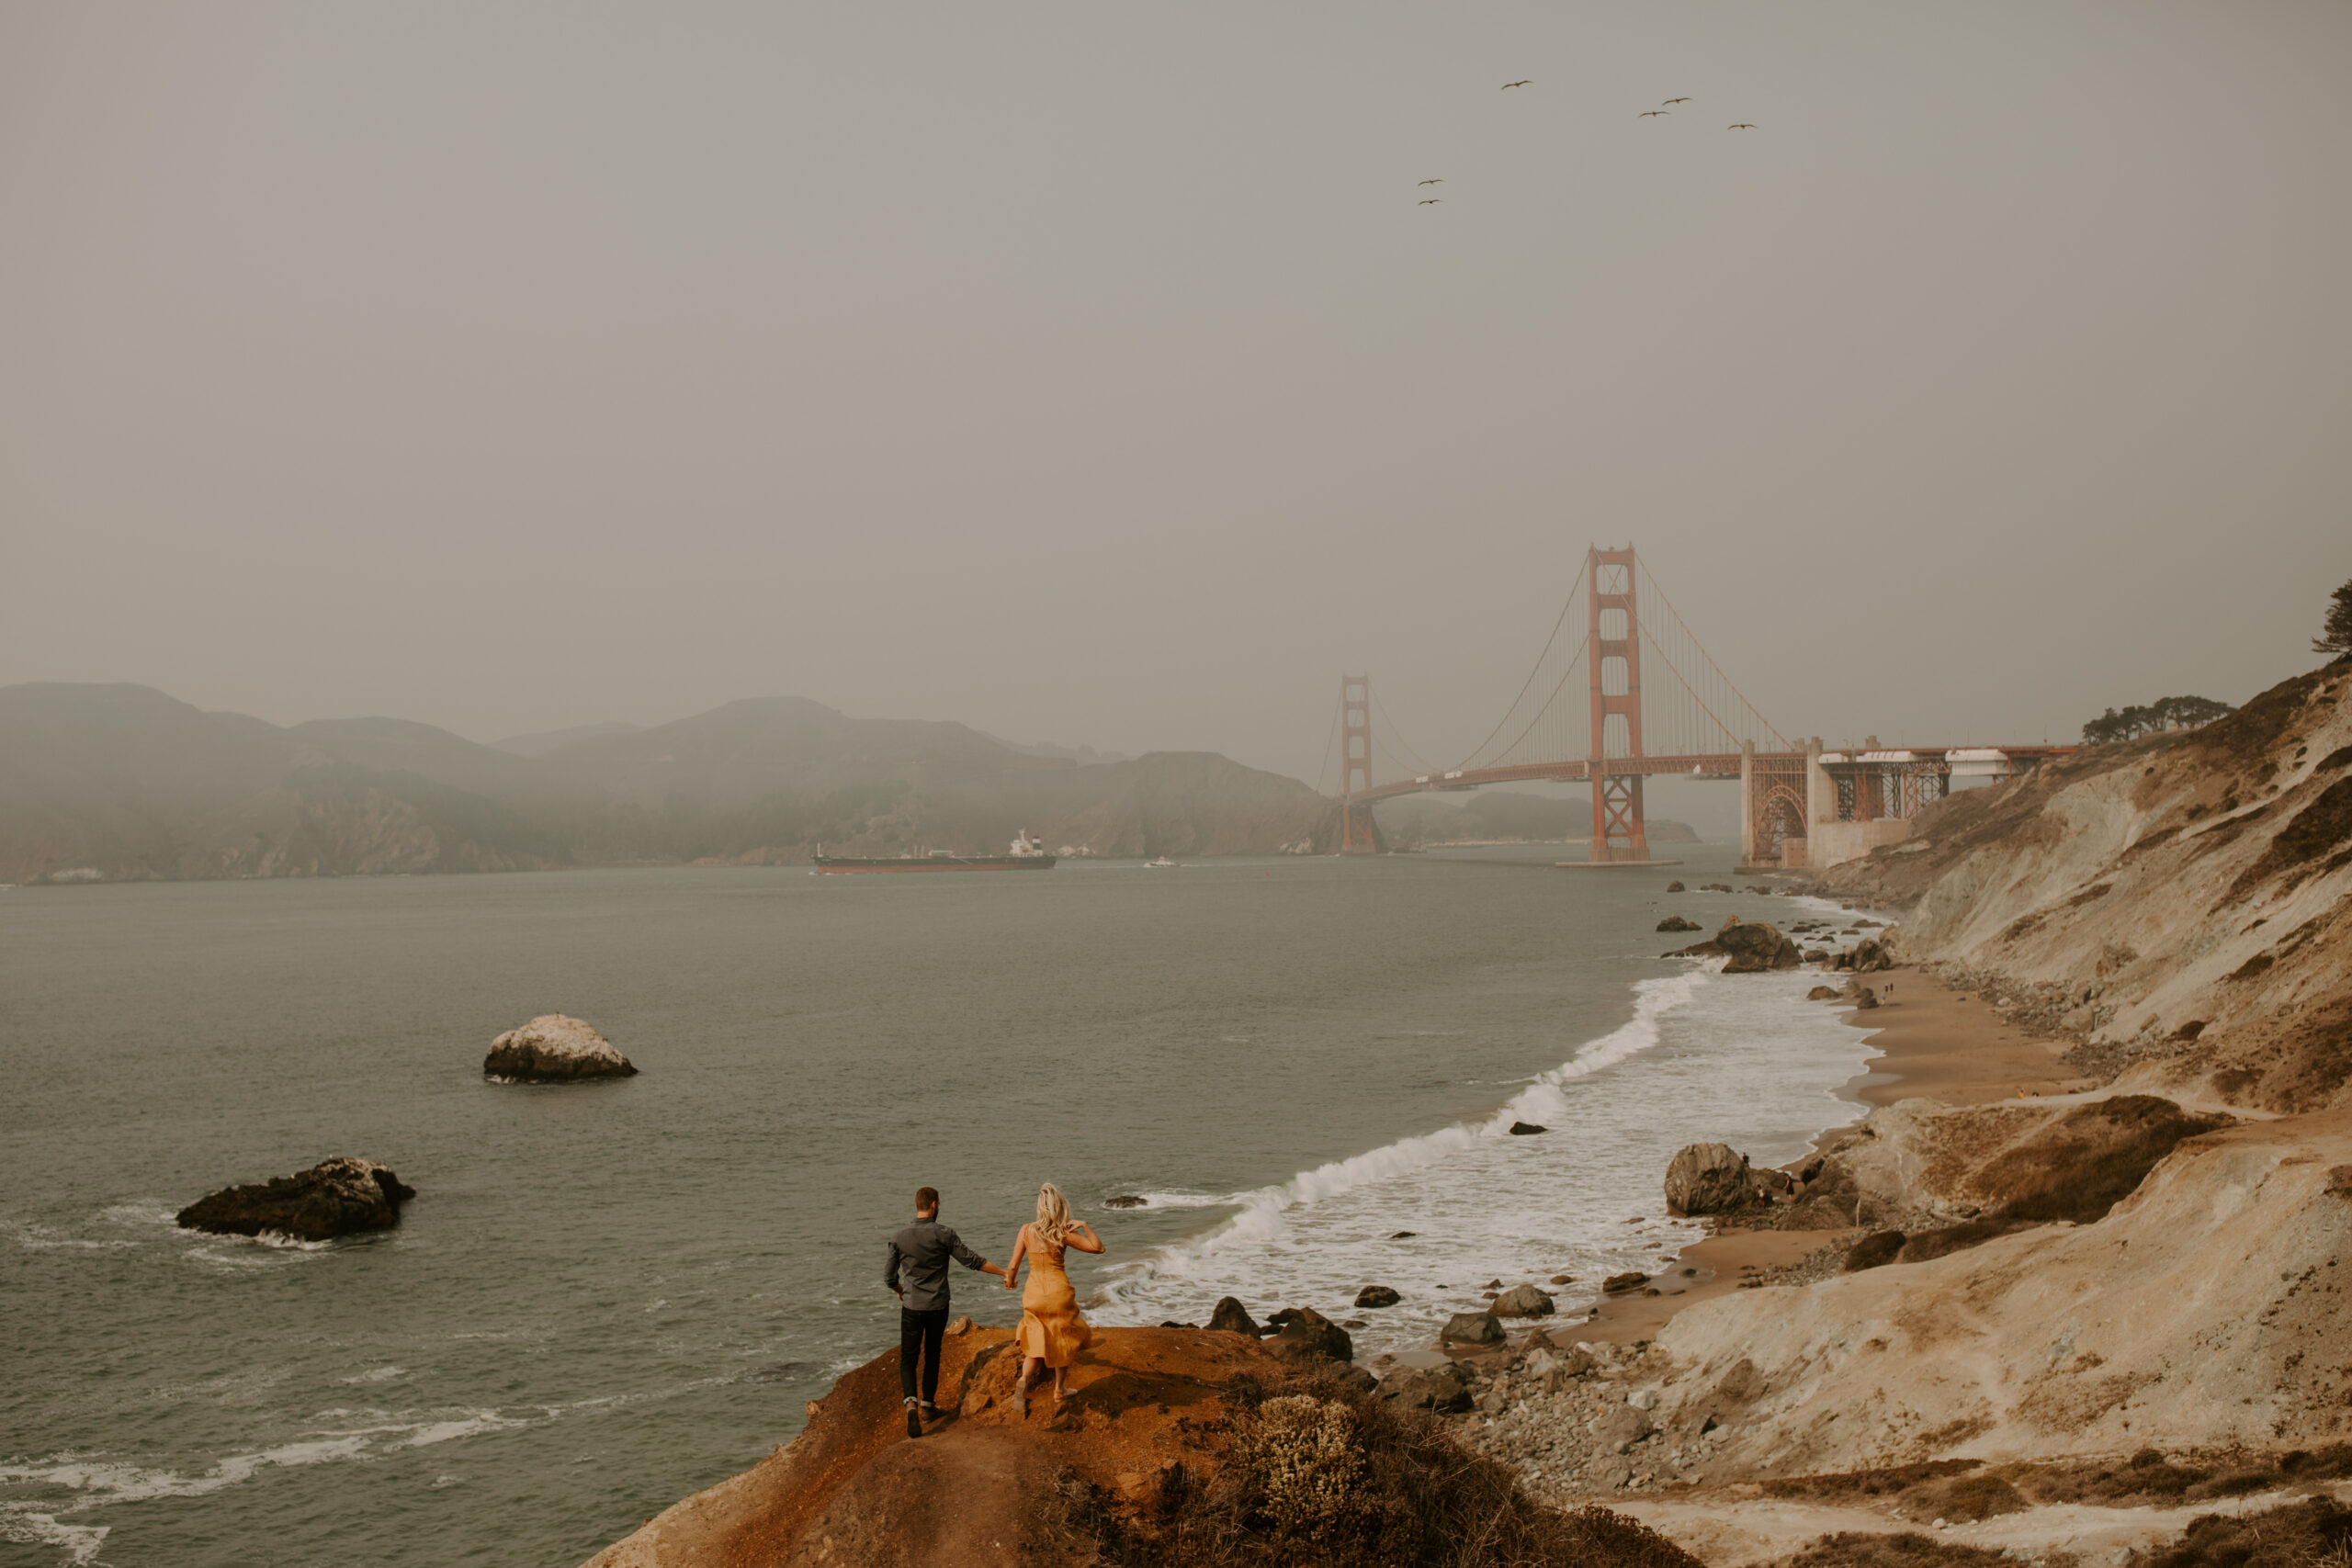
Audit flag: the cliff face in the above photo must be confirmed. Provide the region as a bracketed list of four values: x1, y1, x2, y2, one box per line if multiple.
[1612, 660, 2352, 1486]
[0, 684, 1339, 881]
[1822, 661, 2352, 1112]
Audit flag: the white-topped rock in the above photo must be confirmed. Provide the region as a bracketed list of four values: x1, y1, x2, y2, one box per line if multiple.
[484, 1015, 638, 1082]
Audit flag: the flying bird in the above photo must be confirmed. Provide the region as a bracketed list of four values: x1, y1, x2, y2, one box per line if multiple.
[1419, 198, 1442, 205]
[1728, 122, 1757, 130]
[1663, 97, 1690, 104]
[1639, 109, 1669, 118]
[1501, 80, 1531, 89]
[1419, 178, 1443, 186]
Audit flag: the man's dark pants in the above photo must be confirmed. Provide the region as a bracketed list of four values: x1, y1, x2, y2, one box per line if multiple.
[899, 1306, 949, 1405]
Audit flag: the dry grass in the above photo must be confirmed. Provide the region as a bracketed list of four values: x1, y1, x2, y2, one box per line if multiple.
[1066, 1371, 1703, 1568]
[2130, 1495, 2352, 1568]
[1768, 1531, 2019, 1568]
[1761, 1461, 1984, 1504]
[2018, 1446, 2352, 1508]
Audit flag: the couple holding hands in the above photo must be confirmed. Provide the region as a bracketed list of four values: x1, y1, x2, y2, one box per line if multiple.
[882, 1182, 1103, 1438]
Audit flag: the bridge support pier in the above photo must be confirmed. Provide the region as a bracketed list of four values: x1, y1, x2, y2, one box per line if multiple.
[1590, 773, 1649, 863]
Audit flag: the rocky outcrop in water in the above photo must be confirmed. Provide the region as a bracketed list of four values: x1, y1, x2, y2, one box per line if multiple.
[176, 1156, 415, 1240]
[1207, 1296, 1261, 1336]
[1715, 918, 1802, 973]
[484, 1015, 638, 1081]
[1492, 1282, 1556, 1317]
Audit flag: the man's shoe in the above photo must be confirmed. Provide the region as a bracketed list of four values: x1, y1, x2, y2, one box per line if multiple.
[921, 1403, 942, 1427]
[905, 1402, 922, 1439]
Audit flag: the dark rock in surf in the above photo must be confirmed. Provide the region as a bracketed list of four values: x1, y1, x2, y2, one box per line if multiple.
[1853, 987, 1881, 1010]
[1388, 1230, 1418, 1239]
[1665, 881, 1686, 892]
[484, 1014, 637, 1081]
[1355, 1284, 1401, 1308]
[176, 1156, 414, 1242]
[1657, 916, 1702, 932]
[1508, 1121, 1548, 1135]
[1714, 918, 1802, 974]
[1601, 1271, 1650, 1294]
[1491, 1282, 1555, 1317]
[1263, 1305, 1353, 1364]
[1807, 985, 1841, 1000]
[1207, 1297, 1261, 1337]
[1102, 1195, 1148, 1208]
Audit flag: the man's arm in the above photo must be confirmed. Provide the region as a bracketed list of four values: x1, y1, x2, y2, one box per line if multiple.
[947, 1227, 1007, 1280]
[884, 1239, 905, 1298]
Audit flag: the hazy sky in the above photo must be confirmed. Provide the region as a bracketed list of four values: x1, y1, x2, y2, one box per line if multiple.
[6, 3, 2347, 786]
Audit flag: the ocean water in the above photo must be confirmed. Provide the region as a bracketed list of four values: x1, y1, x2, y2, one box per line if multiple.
[0, 850, 1874, 1568]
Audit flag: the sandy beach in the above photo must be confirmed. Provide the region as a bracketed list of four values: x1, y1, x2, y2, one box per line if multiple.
[1570, 960, 2078, 1347]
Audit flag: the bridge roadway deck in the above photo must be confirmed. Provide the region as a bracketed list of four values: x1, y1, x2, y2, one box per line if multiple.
[1349, 755, 1756, 804]
[1346, 745, 2073, 807]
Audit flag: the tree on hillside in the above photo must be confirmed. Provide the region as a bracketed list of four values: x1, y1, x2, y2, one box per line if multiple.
[2317, 577, 2352, 659]
[2081, 694, 2235, 746]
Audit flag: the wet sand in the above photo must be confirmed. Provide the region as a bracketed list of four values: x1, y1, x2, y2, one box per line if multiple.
[1564, 963, 2081, 1348]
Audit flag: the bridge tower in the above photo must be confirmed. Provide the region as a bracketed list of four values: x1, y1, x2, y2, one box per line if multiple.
[1338, 673, 1379, 854]
[1587, 546, 1650, 863]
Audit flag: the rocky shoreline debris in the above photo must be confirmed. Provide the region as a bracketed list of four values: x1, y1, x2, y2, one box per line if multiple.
[176, 1156, 415, 1240]
[1660, 915, 1802, 969]
[483, 1014, 638, 1081]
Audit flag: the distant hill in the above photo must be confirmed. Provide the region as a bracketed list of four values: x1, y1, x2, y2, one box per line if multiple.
[0, 683, 1337, 882]
[1374, 788, 1700, 845]
[489, 720, 647, 757]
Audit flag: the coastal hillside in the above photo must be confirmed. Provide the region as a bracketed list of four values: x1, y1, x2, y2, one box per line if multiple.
[0, 683, 1339, 882]
[1497, 657, 2352, 1557]
[1819, 660, 2352, 1112]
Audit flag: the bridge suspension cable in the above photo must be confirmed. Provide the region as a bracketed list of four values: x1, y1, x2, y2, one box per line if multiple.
[1434, 545, 1785, 774]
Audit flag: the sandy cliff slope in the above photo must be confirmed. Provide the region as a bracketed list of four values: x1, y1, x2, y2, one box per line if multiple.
[1651, 1111, 2352, 1480]
[1822, 661, 2352, 1114]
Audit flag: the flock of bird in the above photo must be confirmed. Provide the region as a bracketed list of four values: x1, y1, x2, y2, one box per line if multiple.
[1414, 85, 1756, 207]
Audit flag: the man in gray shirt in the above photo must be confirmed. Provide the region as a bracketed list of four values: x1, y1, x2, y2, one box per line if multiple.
[884, 1186, 1005, 1438]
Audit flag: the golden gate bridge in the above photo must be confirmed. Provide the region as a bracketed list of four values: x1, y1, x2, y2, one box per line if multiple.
[1319, 545, 2068, 870]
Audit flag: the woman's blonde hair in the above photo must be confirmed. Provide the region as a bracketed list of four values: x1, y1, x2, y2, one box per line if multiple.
[1033, 1182, 1073, 1246]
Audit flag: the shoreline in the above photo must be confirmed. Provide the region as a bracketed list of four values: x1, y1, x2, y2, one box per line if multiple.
[1571, 959, 2077, 1348]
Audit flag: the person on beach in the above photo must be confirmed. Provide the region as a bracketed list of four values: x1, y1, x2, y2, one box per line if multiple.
[1001, 1182, 1103, 1415]
[885, 1186, 1007, 1438]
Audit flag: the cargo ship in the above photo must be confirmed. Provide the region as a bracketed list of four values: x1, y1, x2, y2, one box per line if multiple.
[813, 831, 1057, 874]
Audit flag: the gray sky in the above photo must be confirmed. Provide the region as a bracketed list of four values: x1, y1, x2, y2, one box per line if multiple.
[6, 2, 2347, 786]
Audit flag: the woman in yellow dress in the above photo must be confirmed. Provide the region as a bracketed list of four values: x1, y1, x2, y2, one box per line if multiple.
[1001, 1182, 1103, 1414]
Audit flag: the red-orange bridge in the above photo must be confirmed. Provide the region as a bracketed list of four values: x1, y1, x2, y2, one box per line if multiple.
[1322, 545, 2068, 869]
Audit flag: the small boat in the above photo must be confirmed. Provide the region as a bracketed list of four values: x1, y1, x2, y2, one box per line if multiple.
[1143, 856, 1176, 868]
[814, 831, 1057, 874]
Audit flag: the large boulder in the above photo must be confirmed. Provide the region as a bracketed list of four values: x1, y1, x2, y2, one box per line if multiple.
[1491, 1282, 1556, 1317]
[1354, 1285, 1401, 1308]
[484, 1015, 637, 1081]
[1262, 1306, 1352, 1364]
[1664, 1142, 1757, 1216]
[1657, 916, 1702, 932]
[1851, 939, 1893, 974]
[176, 1157, 415, 1241]
[1377, 1361, 1473, 1413]
[1439, 1310, 1505, 1346]
[1207, 1296, 1261, 1337]
[1714, 918, 1801, 973]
